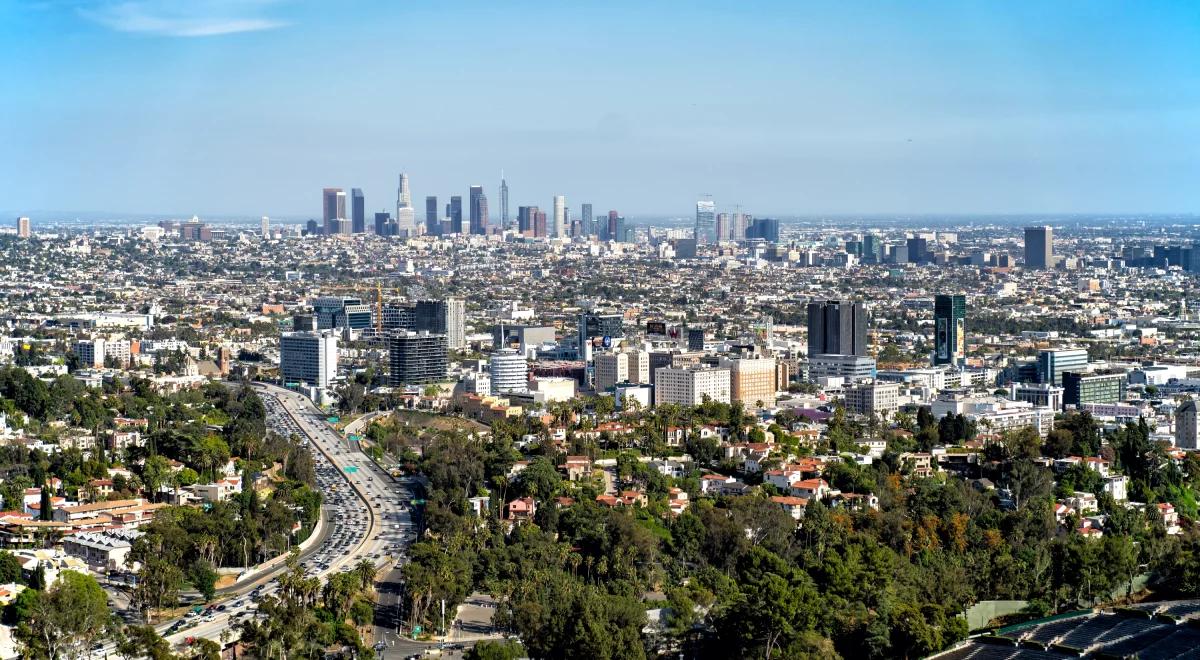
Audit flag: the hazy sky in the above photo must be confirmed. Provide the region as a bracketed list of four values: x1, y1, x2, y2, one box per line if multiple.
[2, 0, 1198, 219]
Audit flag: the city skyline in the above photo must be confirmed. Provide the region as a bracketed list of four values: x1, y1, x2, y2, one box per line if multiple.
[2, 1, 1198, 217]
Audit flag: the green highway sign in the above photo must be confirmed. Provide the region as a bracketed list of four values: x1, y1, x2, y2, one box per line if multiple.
[343, 466, 359, 474]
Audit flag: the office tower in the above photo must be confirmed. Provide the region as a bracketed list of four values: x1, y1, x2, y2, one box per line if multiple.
[499, 174, 509, 228]
[260, 216, 270, 239]
[305, 219, 320, 235]
[733, 212, 749, 241]
[374, 212, 392, 237]
[577, 312, 624, 363]
[808, 354, 877, 382]
[581, 204, 594, 236]
[906, 236, 928, 264]
[553, 195, 566, 238]
[863, 234, 883, 263]
[414, 299, 465, 349]
[715, 213, 730, 242]
[844, 381, 901, 415]
[388, 332, 448, 386]
[534, 210, 547, 238]
[466, 188, 488, 235]
[695, 199, 716, 244]
[382, 303, 415, 331]
[806, 301, 869, 357]
[1063, 372, 1126, 408]
[280, 330, 338, 390]
[1177, 399, 1200, 450]
[1036, 348, 1089, 386]
[722, 356, 778, 407]
[425, 196, 439, 236]
[687, 328, 705, 351]
[449, 196, 463, 234]
[933, 294, 967, 366]
[746, 217, 780, 243]
[350, 188, 365, 233]
[322, 188, 345, 235]
[490, 349, 528, 395]
[1025, 226, 1053, 269]
[654, 365, 731, 406]
[16, 217, 31, 239]
[517, 206, 532, 234]
[313, 296, 373, 330]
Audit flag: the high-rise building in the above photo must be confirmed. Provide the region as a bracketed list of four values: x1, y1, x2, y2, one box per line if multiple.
[594, 351, 650, 392]
[470, 185, 487, 234]
[606, 210, 620, 241]
[313, 297, 373, 330]
[806, 301, 869, 357]
[414, 299, 466, 349]
[933, 294, 966, 366]
[654, 365, 731, 406]
[1037, 348, 1089, 386]
[499, 174, 509, 228]
[722, 356, 777, 407]
[715, 213, 730, 242]
[844, 380, 900, 415]
[388, 332, 448, 386]
[517, 206, 535, 234]
[425, 196, 439, 236]
[350, 188, 365, 233]
[374, 212, 392, 237]
[1025, 226, 1053, 269]
[534, 210, 547, 238]
[808, 354, 877, 382]
[489, 349, 528, 395]
[581, 204, 594, 235]
[449, 196, 463, 234]
[746, 217, 780, 242]
[907, 236, 929, 264]
[1177, 399, 1200, 450]
[1063, 372, 1126, 408]
[695, 199, 716, 244]
[732, 212, 749, 241]
[74, 338, 105, 368]
[553, 195, 566, 238]
[577, 312, 624, 362]
[16, 216, 31, 239]
[322, 188, 345, 235]
[280, 330, 338, 390]
[260, 216, 270, 239]
[863, 234, 883, 263]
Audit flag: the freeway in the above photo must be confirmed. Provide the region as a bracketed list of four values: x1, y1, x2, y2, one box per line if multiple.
[92, 384, 416, 657]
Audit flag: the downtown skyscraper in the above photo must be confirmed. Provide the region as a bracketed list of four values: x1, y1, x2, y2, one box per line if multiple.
[695, 199, 716, 244]
[425, 196, 439, 236]
[1025, 226, 1053, 269]
[322, 187, 346, 235]
[350, 188, 365, 234]
[449, 196, 463, 234]
[395, 174, 415, 234]
[553, 195, 566, 238]
[470, 185, 488, 235]
[807, 301, 869, 358]
[499, 174, 509, 228]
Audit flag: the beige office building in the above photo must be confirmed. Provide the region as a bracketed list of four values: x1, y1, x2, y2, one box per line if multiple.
[721, 356, 777, 407]
[654, 366, 730, 407]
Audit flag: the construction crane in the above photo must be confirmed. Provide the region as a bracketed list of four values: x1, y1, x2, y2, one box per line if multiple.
[376, 282, 383, 334]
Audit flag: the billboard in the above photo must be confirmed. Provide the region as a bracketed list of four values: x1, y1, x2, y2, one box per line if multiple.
[936, 318, 949, 360]
[646, 321, 667, 336]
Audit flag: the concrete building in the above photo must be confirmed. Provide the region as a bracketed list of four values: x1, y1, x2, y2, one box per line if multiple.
[806, 301, 869, 357]
[594, 350, 650, 393]
[722, 356, 777, 407]
[388, 331, 448, 386]
[1011, 382, 1065, 411]
[279, 330, 338, 390]
[933, 294, 966, 366]
[808, 354, 876, 383]
[553, 195, 566, 238]
[74, 339, 105, 368]
[844, 380, 900, 416]
[489, 349, 529, 395]
[654, 366, 730, 407]
[16, 217, 30, 239]
[1025, 225, 1053, 269]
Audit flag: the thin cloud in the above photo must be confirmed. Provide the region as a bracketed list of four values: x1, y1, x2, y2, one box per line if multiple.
[73, 0, 289, 37]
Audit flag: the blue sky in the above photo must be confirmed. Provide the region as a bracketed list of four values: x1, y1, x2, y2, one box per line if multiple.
[1, 0, 1198, 218]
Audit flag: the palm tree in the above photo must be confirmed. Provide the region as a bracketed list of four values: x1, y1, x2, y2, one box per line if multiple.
[354, 558, 377, 592]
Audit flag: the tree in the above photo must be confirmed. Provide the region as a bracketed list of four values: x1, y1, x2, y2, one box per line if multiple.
[0, 551, 22, 584]
[518, 457, 562, 502]
[16, 570, 111, 659]
[117, 624, 177, 660]
[466, 640, 526, 660]
[133, 557, 184, 620]
[38, 487, 52, 522]
[187, 560, 218, 602]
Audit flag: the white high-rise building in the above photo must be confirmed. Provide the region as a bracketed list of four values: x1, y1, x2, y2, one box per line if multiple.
[594, 351, 650, 393]
[553, 195, 566, 238]
[280, 330, 338, 390]
[490, 349, 528, 395]
[397, 174, 415, 233]
[654, 365, 730, 407]
[260, 216, 270, 239]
